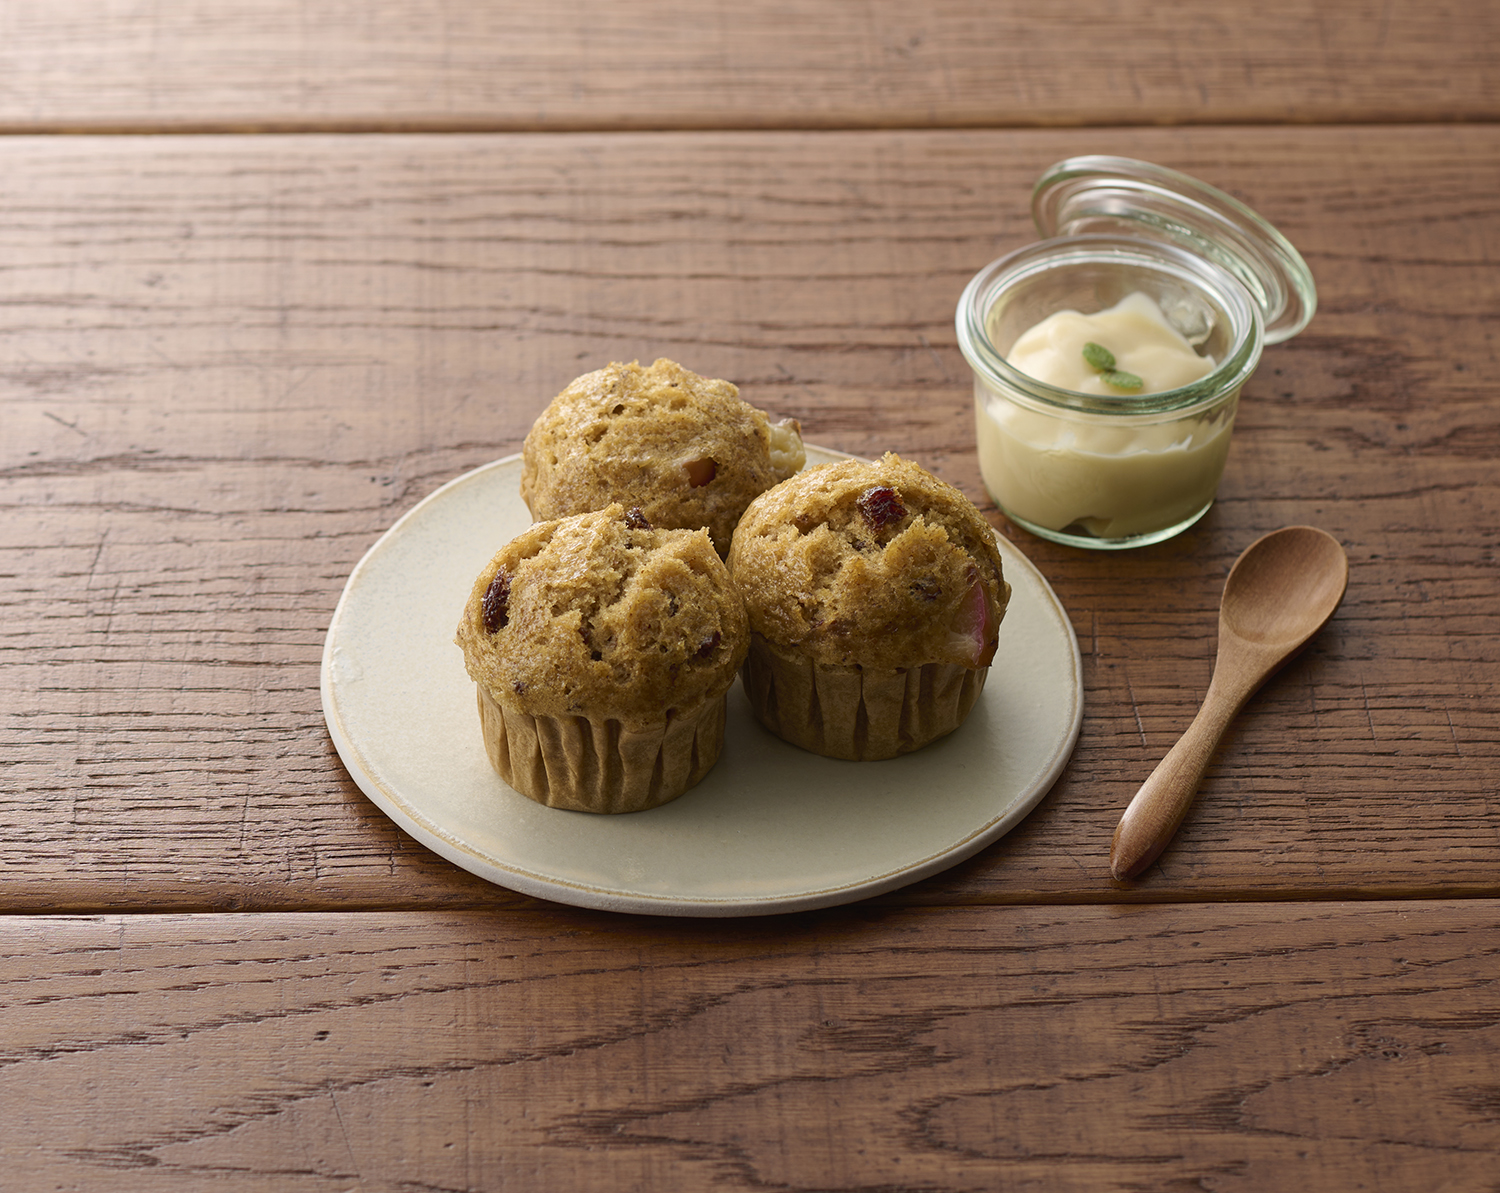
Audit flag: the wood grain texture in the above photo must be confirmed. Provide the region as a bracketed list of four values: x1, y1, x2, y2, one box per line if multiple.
[3, 903, 1497, 1191]
[2, 0, 1499, 132]
[5, 6, 1497, 1184]
[3, 125, 1498, 910]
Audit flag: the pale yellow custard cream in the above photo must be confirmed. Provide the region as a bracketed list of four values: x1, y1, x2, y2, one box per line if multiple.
[976, 292, 1236, 540]
[1006, 291, 1215, 395]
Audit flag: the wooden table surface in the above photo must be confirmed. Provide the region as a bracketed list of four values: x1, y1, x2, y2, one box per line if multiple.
[4, 2, 1498, 1188]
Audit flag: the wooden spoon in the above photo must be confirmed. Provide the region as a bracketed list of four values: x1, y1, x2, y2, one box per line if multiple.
[1109, 526, 1349, 881]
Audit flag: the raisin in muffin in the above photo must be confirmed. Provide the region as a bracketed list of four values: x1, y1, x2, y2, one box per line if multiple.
[726, 453, 1009, 761]
[520, 358, 804, 555]
[455, 504, 749, 812]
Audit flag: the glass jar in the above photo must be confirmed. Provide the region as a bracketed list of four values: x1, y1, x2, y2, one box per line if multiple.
[956, 156, 1316, 550]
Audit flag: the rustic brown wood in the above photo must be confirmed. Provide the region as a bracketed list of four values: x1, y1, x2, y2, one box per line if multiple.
[2, 1, 1499, 132]
[3, 124, 1498, 910]
[2, 903, 1496, 1190]
[4, 5, 1499, 1187]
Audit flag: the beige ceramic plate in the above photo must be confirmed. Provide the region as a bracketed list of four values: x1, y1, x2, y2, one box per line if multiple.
[321, 446, 1082, 916]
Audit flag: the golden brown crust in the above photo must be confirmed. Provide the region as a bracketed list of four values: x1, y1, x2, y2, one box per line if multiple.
[455, 504, 749, 729]
[727, 453, 1009, 671]
[520, 358, 803, 554]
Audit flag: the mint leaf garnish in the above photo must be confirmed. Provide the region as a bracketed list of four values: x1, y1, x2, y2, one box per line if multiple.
[1082, 341, 1116, 372]
[1102, 369, 1144, 392]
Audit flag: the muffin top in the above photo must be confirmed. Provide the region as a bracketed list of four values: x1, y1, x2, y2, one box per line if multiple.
[456, 504, 749, 727]
[727, 453, 1009, 670]
[520, 358, 804, 554]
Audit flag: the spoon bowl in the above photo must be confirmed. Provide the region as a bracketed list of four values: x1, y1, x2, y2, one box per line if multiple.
[1109, 526, 1349, 880]
[1220, 527, 1350, 650]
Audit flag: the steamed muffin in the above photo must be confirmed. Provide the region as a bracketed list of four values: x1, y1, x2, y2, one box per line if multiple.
[520, 358, 804, 554]
[455, 504, 749, 812]
[727, 453, 1009, 761]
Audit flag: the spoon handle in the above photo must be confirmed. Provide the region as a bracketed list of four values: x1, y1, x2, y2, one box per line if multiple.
[1109, 679, 1244, 880]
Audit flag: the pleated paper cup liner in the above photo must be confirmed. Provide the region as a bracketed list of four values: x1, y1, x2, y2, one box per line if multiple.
[476, 685, 727, 813]
[740, 633, 987, 761]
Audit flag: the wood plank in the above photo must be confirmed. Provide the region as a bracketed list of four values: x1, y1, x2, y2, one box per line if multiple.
[2, 125, 1498, 910]
[2, 1, 1499, 132]
[2, 902, 1497, 1190]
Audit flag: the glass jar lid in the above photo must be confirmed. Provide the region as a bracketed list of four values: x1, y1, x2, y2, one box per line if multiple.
[1031, 156, 1316, 344]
